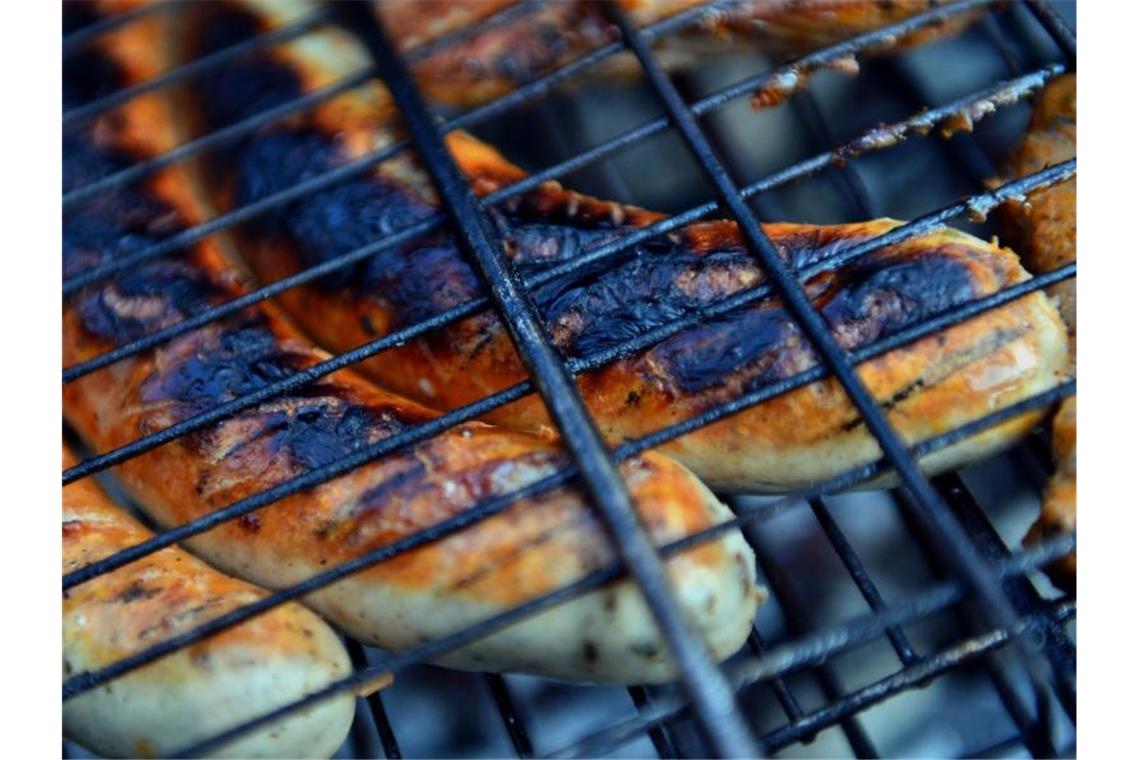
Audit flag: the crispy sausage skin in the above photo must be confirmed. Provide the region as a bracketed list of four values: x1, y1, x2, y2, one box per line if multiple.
[1023, 397, 1075, 592]
[376, 0, 985, 107]
[63, 4, 762, 684]
[184, 1, 1070, 492]
[998, 75, 1076, 590]
[998, 74, 1076, 344]
[62, 445, 355, 758]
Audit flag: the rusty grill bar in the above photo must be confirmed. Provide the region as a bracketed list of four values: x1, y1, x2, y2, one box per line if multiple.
[61, 1, 1077, 757]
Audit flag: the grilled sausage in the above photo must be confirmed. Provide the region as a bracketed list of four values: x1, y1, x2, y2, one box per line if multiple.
[376, 0, 986, 107]
[1023, 397, 1075, 592]
[183, 1, 1071, 493]
[997, 73, 1076, 345]
[997, 74, 1076, 590]
[62, 445, 355, 758]
[63, 4, 762, 685]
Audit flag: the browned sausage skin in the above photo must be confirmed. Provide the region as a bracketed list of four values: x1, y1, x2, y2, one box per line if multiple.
[63, 2, 762, 685]
[1023, 397, 1075, 592]
[62, 445, 356, 758]
[997, 74, 1076, 591]
[183, 1, 1070, 493]
[998, 73, 1076, 345]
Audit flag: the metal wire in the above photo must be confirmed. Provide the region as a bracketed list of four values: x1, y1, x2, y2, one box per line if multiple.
[61, 1, 1076, 756]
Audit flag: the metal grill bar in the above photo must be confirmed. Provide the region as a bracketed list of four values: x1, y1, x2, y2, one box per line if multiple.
[60, 153, 1073, 486]
[748, 530, 881, 758]
[62, 0, 170, 56]
[784, 70, 1068, 755]
[485, 675, 535, 757]
[760, 601, 1075, 754]
[788, 65, 1071, 756]
[60, 0, 550, 209]
[745, 629, 805, 723]
[347, 640, 404, 759]
[336, 3, 758, 754]
[890, 486, 1059, 758]
[933, 475, 1077, 719]
[61, 67, 375, 209]
[1025, 0, 1077, 64]
[59, 0, 1017, 308]
[603, 1, 1064, 721]
[808, 497, 920, 666]
[627, 688, 676, 758]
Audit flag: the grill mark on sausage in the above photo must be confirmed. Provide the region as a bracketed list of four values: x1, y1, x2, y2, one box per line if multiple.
[639, 246, 981, 395]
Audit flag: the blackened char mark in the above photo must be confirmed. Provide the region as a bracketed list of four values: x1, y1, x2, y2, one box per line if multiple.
[138, 313, 434, 476]
[343, 449, 563, 543]
[193, 2, 303, 133]
[228, 130, 448, 311]
[218, 396, 407, 473]
[820, 247, 980, 349]
[64, 93, 223, 344]
[140, 317, 312, 412]
[654, 250, 982, 395]
[72, 259, 222, 344]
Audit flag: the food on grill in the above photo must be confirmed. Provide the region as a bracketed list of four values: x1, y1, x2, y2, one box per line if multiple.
[63, 7, 763, 685]
[377, 0, 985, 107]
[62, 446, 355, 758]
[997, 73, 1076, 346]
[1024, 397, 1075, 592]
[185, 1, 1071, 492]
[998, 74, 1076, 590]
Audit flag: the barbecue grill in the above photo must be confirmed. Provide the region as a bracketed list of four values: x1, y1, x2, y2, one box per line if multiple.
[61, 1, 1077, 757]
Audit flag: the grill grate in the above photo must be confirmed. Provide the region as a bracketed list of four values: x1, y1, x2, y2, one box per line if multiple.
[61, 1, 1077, 757]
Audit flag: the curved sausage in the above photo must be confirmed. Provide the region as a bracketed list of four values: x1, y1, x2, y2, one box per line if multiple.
[63, 4, 763, 685]
[63, 445, 355, 758]
[184, 1, 1071, 492]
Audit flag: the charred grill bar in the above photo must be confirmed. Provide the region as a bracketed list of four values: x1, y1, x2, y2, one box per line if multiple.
[61, 1, 1076, 757]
